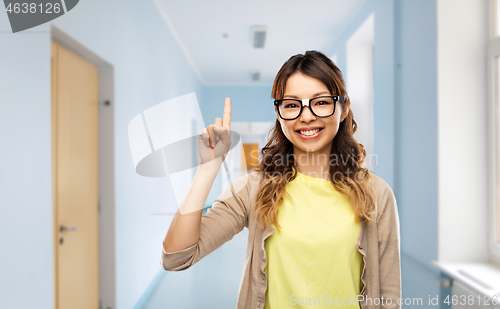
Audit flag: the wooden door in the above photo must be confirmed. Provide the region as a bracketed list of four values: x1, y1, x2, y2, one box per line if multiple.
[51, 40, 100, 309]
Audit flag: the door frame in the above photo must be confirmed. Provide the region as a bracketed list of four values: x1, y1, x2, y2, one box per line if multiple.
[51, 26, 116, 309]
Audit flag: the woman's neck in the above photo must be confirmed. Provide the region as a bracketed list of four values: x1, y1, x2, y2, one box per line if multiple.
[292, 147, 331, 181]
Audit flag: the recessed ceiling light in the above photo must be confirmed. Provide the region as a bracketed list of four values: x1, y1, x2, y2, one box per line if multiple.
[251, 70, 261, 81]
[252, 26, 266, 48]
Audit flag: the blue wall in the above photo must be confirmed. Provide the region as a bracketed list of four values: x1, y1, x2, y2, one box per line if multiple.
[395, 0, 441, 306]
[201, 85, 274, 124]
[0, 24, 53, 309]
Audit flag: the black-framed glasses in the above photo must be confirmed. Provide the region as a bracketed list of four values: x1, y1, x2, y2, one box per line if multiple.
[274, 95, 346, 120]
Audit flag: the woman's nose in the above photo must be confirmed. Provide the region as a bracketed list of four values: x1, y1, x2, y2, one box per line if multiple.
[299, 106, 316, 122]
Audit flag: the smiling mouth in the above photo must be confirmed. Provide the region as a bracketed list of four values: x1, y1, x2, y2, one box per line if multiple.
[296, 128, 324, 136]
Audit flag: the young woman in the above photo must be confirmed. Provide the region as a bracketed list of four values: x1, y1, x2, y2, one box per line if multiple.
[161, 50, 401, 309]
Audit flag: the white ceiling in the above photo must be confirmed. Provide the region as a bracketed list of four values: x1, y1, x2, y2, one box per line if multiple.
[154, 0, 367, 86]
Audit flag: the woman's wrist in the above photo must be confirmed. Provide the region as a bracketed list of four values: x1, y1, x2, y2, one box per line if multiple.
[198, 156, 223, 175]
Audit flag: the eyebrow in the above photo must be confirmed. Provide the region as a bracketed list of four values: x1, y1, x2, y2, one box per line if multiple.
[283, 91, 331, 99]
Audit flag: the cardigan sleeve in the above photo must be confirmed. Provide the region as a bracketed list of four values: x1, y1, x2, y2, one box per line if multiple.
[376, 180, 402, 309]
[160, 171, 254, 271]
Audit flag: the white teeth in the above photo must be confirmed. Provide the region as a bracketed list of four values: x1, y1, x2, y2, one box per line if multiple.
[299, 128, 320, 136]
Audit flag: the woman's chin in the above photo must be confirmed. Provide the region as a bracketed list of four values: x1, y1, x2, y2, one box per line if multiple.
[297, 145, 320, 153]
[294, 140, 332, 154]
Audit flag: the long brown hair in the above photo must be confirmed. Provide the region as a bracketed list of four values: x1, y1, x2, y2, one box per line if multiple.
[250, 50, 377, 232]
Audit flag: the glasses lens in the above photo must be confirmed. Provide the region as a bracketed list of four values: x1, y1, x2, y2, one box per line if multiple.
[310, 97, 335, 117]
[277, 100, 301, 119]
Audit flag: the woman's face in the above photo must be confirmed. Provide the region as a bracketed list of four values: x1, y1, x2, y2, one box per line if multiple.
[276, 72, 350, 155]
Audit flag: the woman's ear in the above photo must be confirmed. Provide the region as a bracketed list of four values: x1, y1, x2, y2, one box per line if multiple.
[341, 96, 351, 122]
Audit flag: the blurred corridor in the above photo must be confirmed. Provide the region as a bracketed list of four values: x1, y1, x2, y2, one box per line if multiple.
[1, 0, 499, 308]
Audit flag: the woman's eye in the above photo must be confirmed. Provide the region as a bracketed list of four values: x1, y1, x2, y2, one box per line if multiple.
[284, 103, 298, 108]
[315, 100, 332, 106]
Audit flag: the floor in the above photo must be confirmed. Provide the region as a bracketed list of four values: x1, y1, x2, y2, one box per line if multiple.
[143, 227, 249, 308]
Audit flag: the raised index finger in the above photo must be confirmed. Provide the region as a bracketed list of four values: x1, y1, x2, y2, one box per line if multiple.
[223, 97, 231, 130]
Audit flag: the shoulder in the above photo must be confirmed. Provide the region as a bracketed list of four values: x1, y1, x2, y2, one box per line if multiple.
[369, 173, 394, 199]
[368, 173, 398, 220]
[369, 173, 389, 191]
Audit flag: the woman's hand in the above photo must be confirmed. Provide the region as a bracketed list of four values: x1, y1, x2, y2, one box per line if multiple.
[198, 97, 232, 165]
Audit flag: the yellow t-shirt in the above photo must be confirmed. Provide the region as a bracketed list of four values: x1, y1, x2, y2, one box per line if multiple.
[264, 168, 364, 308]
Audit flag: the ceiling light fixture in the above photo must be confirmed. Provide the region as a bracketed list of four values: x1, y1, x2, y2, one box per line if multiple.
[252, 25, 266, 48]
[251, 70, 261, 81]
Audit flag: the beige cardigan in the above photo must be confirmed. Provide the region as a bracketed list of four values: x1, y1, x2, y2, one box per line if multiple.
[161, 170, 402, 309]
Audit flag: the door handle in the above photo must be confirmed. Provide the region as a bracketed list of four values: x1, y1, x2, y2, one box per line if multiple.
[59, 224, 77, 233]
